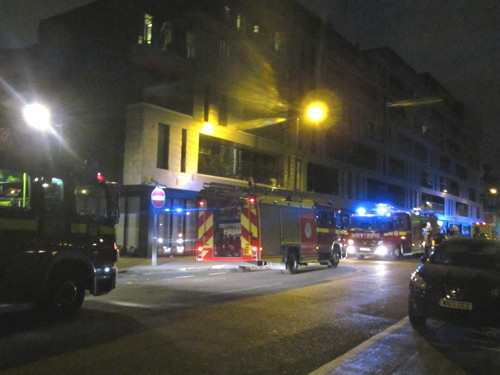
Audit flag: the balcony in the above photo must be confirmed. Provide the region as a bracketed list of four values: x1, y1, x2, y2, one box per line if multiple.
[129, 44, 199, 77]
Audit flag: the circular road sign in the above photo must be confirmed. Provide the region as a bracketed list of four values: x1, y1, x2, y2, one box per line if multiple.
[151, 187, 166, 208]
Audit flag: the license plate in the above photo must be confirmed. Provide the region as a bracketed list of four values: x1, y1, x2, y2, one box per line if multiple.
[439, 298, 473, 310]
[360, 247, 371, 252]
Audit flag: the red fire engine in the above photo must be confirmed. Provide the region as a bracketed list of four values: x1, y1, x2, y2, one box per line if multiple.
[345, 205, 439, 259]
[196, 183, 349, 274]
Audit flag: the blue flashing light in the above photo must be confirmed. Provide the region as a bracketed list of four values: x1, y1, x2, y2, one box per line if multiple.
[376, 206, 388, 216]
[356, 207, 367, 215]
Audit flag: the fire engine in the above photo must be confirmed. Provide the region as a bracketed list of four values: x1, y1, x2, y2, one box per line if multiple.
[345, 205, 439, 259]
[472, 221, 498, 239]
[196, 183, 349, 274]
[0, 161, 119, 317]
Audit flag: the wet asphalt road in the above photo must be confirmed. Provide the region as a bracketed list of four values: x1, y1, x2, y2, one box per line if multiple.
[1, 257, 499, 374]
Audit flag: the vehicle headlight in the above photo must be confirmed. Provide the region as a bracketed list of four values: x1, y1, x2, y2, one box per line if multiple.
[347, 245, 356, 254]
[375, 244, 388, 255]
[410, 271, 427, 290]
[347, 239, 354, 245]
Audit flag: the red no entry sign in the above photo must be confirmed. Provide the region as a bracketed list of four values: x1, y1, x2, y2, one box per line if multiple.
[151, 187, 166, 208]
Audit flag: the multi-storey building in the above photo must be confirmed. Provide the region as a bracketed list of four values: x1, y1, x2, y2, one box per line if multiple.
[6, 0, 481, 256]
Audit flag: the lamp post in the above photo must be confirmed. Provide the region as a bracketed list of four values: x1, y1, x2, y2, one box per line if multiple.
[292, 101, 327, 190]
[23, 103, 63, 160]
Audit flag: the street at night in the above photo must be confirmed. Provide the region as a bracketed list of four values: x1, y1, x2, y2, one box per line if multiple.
[1, 258, 499, 374]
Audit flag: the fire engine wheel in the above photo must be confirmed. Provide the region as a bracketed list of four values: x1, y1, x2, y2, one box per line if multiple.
[286, 253, 299, 274]
[328, 250, 340, 268]
[40, 268, 86, 318]
[392, 245, 403, 259]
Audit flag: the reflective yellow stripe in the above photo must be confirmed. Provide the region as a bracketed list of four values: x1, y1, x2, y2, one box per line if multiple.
[317, 227, 329, 233]
[71, 223, 115, 235]
[0, 218, 37, 231]
[71, 223, 87, 234]
[99, 226, 115, 235]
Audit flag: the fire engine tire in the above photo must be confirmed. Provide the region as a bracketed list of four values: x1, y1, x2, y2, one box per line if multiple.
[286, 253, 299, 274]
[39, 267, 86, 319]
[392, 246, 403, 259]
[328, 250, 340, 268]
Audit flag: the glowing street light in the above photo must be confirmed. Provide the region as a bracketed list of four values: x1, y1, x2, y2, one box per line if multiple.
[306, 102, 327, 122]
[23, 103, 51, 131]
[22, 103, 64, 159]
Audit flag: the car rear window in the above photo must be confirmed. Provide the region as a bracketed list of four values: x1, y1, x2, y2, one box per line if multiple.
[432, 241, 500, 270]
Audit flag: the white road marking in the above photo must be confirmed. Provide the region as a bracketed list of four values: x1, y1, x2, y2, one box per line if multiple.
[176, 275, 196, 279]
[102, 301, 156, 309]
[309, 317, 409, 375]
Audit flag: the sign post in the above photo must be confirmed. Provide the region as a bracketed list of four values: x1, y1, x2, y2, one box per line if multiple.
[151, 187, 166, 266]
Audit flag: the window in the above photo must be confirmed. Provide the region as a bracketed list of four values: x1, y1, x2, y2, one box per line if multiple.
[203, 86, 210, 122]
[75, 183, 107, 219]
[236, 14, 246, 33]
[388, 157, 406, 179]
[0, 170, 30, 209]
[273, 31, 285, 54]
[219, 39, 230, 68]
[186, 31, 196, 59]
[157, 123, 170, 170]
[307, 163, 339, 195]
[43, 178, 64, 212]
[219, 95, 228, 126]
[456, 202, 469, 217]
[469, 188, 476, 202]
[181, 129, 187, 173]
[160, 21, 173, 48]
[421, 171, 433, 188]
[138, 13, 153, 45]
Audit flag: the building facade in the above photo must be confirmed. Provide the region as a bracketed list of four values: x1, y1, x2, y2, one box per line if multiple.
[19, 0, 482, 256]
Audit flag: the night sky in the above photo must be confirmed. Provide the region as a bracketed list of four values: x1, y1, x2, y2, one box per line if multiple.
[1, 0, 498, 173]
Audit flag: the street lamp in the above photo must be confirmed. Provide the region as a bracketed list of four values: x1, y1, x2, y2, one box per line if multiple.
[23, 103, 51, 131]
[291, 101, 328, 190]
[305, 101, 327, 123]
[22, 103, 63, 159]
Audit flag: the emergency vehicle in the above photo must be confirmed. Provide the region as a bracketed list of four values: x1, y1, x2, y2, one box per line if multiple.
[0, 162, 119, 317]
[472, 221, 498, 239]
[345, 206, 439, 259]
[196, 183, 349, 274]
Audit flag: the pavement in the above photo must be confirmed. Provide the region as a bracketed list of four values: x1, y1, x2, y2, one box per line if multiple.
[116, 254, 258, 273]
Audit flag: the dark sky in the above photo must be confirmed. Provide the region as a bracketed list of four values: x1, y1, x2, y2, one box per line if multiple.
[1, 0, 499, 172]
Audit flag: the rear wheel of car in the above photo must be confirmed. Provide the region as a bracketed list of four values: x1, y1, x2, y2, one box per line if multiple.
[408, 299, 426, 328]
[287, 253, 299, 274]
[357, 255, 365, 260]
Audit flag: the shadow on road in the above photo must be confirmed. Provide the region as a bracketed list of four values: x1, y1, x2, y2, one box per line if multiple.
[0, 307, 145, 371]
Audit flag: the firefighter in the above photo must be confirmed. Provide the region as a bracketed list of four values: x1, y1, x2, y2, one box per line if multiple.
[423, 222, 433, 256]
[434, 228, 446, 247]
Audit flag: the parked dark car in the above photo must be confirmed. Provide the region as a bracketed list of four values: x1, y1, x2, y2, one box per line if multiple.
[408, 238, 500, 328]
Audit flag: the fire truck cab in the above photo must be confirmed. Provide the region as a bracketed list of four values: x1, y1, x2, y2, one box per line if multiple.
[196, 183, 349, 274]
[0, 164, 119, 317]
[346, 206, 439, 259]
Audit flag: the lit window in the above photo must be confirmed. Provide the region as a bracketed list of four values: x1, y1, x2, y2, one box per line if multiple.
[138, 13, 153, 45]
